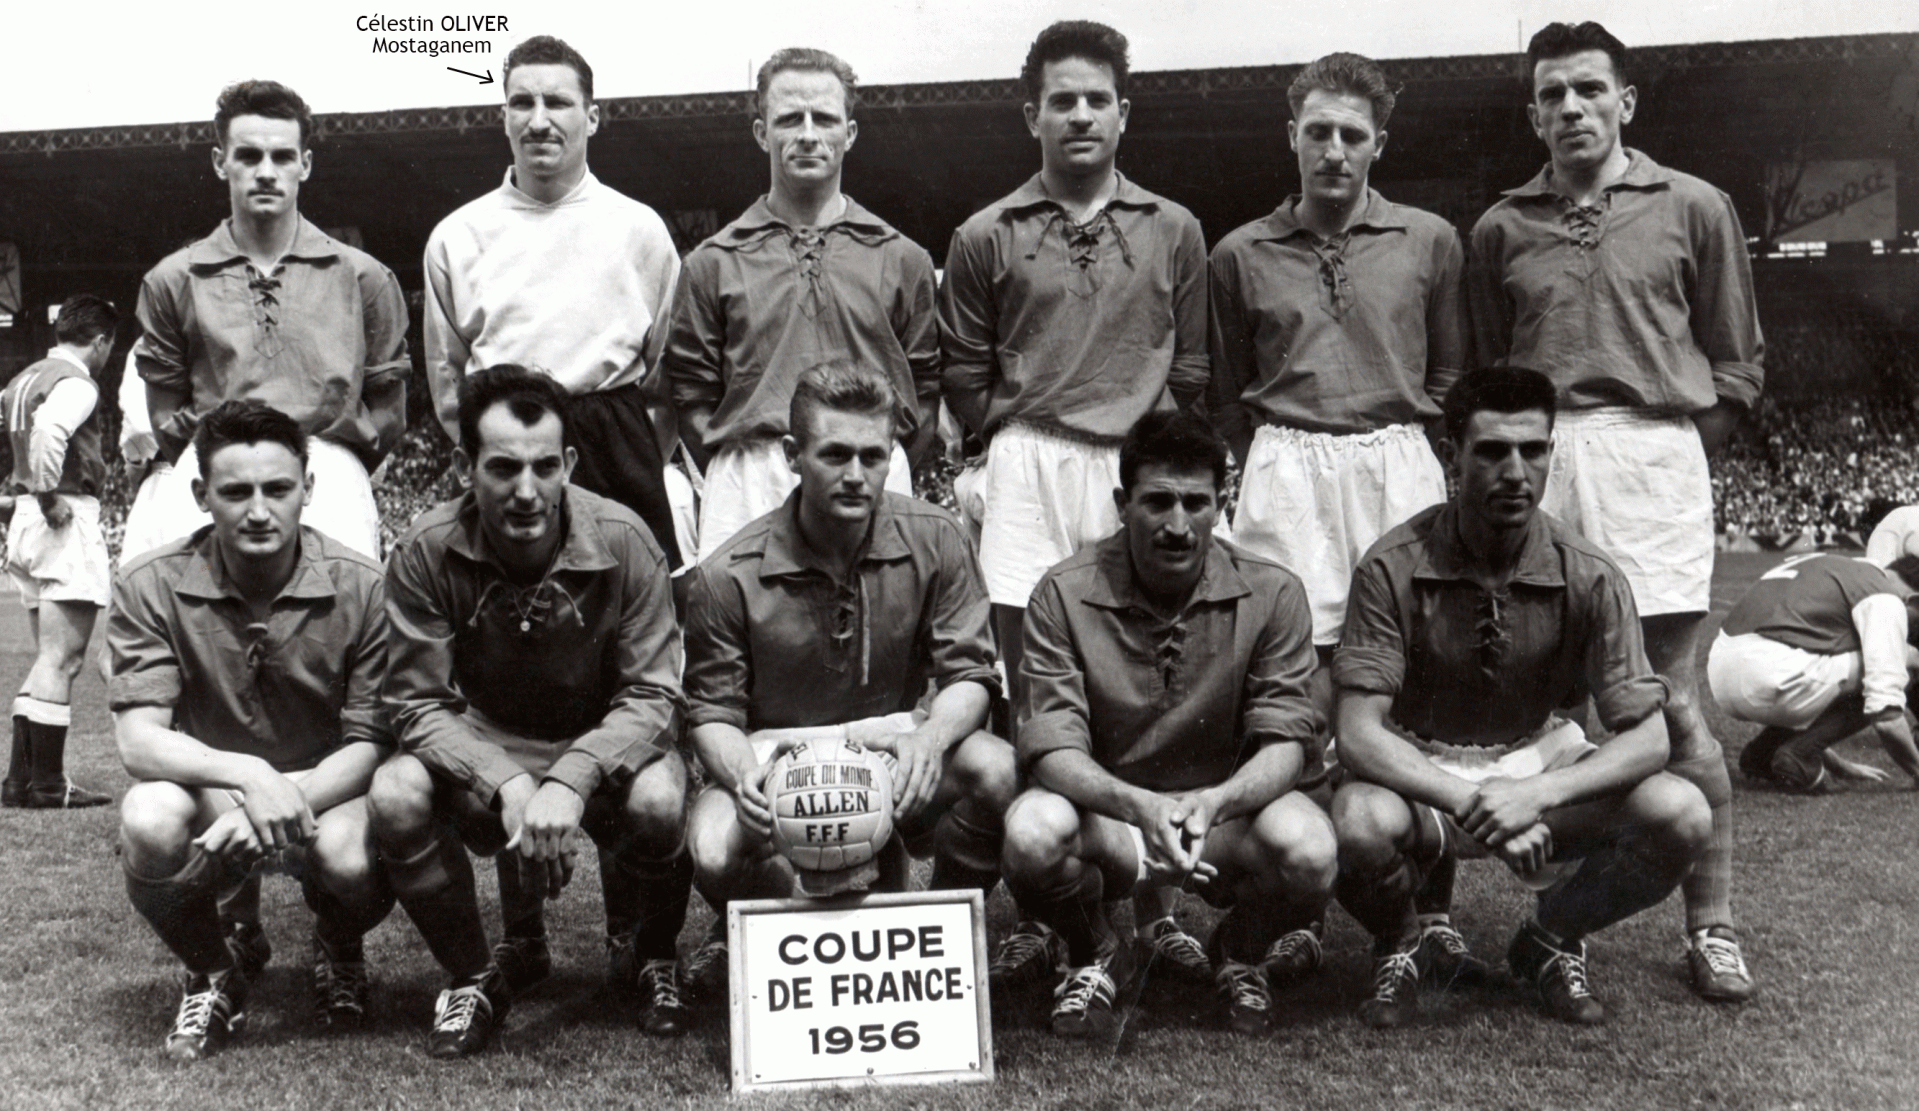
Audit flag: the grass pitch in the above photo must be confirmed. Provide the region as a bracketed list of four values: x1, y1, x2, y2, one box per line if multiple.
[2, 551, 1916, 1110]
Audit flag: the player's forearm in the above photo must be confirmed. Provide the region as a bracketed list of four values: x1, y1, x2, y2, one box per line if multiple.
[1030, 748, 1160, 828]
[295, 741, 385, 815]
[692, 722, 759, 793]
[1200, 741, 1303, 823]
[115, 710, 277, 793]
[1335, 694, 1476, 814]
[1532, 713, 1670, 810]
[920, 680, 990, 753]
[940, 370, 993, 436]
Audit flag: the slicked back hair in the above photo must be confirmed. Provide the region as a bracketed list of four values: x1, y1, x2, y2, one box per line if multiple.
[789, 363, 898, 445]
[195, 399, 308, 480]
[1021, 20, 1130, 103]
[1288, 52, 1396, 130]
[52, 294, 118, 347]
[459, 364, 572, 458]
[1526, 21, 1630, 88]
[505, 35, 594, 101]
[1442, 367, 1558, 444]
[215, 80, 315, 149]
[756, 47, 858, 120]
[1119, 409, 1228, 493]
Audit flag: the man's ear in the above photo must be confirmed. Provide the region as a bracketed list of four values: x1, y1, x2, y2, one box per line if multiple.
[191, 477, 210, 514]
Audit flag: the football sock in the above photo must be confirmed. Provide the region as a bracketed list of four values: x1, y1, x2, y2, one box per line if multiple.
[496, 855, 546, 941]
[1668, 749, 1736, 934]
[1137, 915, 1176, 941]
[1413, 851, 1458, 919]
[1008, 857, 1107, 967]
[6, 711, 30, 788]
[929, 805, 1003, 893]
[126, 848, 234, 975]
[385, 835, 491, 981]
[17, 697, 70, 788]
[303, 877, 393, 959]
[1539, 823, 1694, 941]
[603, 845, 694, 961]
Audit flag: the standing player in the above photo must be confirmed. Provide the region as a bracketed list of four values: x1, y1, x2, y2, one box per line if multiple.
[680, 363, 1015, 994]
[129, 81, 408, 561]
[368, 365, 691, 1058]
[1710, 552, 1919, 792]
[2, 295, 118, 809]
[1466, 21, 1764, 1003]
[110, 401, 394, 1060]
[665, 48, 938, 563]
[424, 35, 686, 573]
[1332, 367, 1711, 1027]
[1208, 53, 1472, 974]
[422, 34, 689, 984]
[940, 19, 1209, 693]
[1001, 410, 1335, 1037]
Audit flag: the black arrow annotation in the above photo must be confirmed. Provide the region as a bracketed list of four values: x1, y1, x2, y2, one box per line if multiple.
[448, 67, 494, 84]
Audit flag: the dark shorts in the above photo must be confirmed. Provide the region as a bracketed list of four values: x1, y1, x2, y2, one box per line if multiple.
[564, 383, 681, 572]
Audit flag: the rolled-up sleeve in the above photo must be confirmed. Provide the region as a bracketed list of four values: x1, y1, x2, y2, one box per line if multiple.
[106, 568, 183, 712]
[1166, 217, 1210, 408]
[1334, 558, 1409, 697]
[926, 519, 1001, 698]
[1016, 578, 1093, 773]
[339, 575, 394, 752]
[1582, 570, 1670, 732]
[351, 264, 410, 469]
[937, 228, 999, 432]
[384, 540, 525, 800]
[682, 566, 752, 731]
[1693, 189, 1765, 411]
[1241, 571, 1324, 757]
[545, 529, 684, 798]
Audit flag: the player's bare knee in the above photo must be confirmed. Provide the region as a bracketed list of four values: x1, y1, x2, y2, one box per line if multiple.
[686, 802, 742, 888]
[1630, 773, 1712, 856]
[1001, 790, 1077, 877]
[366, 756, 435, 835]
[119, 781, 197, 861]
[1255, 799, 1338, 893]
[1330, 783, 1411, 870]
[620, 760, 689, 852]
[951, 731, 1018, 810]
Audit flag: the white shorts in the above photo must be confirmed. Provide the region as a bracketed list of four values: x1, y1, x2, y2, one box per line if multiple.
[663, 460, 699, 576]
[1540, 408, 1713, 616]
[742, 711, 922, 765]
[1707, 630, 1860, 730]
[120, 438, 381, 562]
[5, 494, 110, 608]
[696, 438, 912, 565]
[954, 423, 1122, 608]
[1232, 423, 1446, 645]
[1414, 718, 1597, 891]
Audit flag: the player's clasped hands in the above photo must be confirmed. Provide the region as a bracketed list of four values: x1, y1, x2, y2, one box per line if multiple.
[500, 774, 586, 898]
[1137, 790, 1220, 888]
[237, 767, 316, 852]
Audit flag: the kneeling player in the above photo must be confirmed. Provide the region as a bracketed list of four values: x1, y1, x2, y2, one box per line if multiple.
[1332, 368, 1711, 1027]
[681, 363, 1016, 993]
[111, 401, 394, 1060]
[1711, 552, 1919, 792]
[369, 365, 692, 1058]
[1000, 411, 1335, 1037]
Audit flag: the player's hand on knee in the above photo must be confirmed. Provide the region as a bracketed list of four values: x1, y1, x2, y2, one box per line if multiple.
[239, 767, 316, 851]
[1495, 822, 1553, 877]
[868, 728, 942, 821]
[736, 759, 778, 841]
[1459, 776, 1550, 847]
[193, 807, 264, 866]
[507, 782, 586, 898]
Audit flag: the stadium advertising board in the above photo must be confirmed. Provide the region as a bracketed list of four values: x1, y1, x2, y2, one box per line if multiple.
[1765, 158, 1897, 243]
[728, 890, 992, 1093]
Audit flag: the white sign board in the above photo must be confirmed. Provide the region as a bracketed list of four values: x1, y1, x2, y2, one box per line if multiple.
[1766, 158, 1897, 243]
[729, 890, 993, 1093]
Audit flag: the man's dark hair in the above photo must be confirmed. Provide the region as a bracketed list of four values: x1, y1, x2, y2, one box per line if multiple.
[1443, 367, 1558, 443]
[1288, 52, 1396, 129]
[52, 295, 118, 347]
[1889, 554, 1919, 592]
[789, 363, 897, 445]
[505, 35, 594, 100]
[756, 47, 858, 120]
[1119, 409, 1228, 492]
[195, 399, 308, 480]
[215, 80, 315, 149]
[458, 364, 572, 458]
[1021, 20, 1129, 103]
[1526, 21, 1630, 88]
